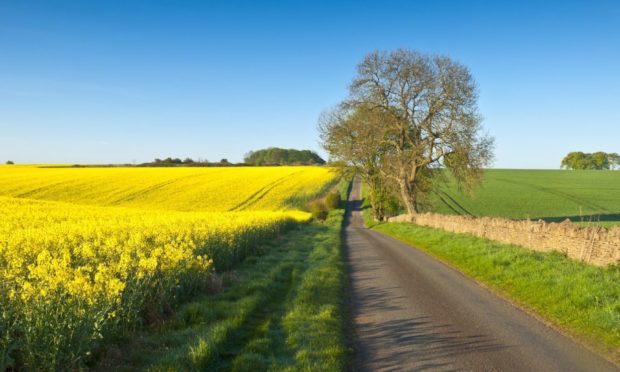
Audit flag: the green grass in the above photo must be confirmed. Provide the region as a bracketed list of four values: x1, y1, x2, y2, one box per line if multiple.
[429, 169, 620, 226]
[98, 209, 349, 371]
[283, 172, 342, 210]
[370, 219, 620, 361]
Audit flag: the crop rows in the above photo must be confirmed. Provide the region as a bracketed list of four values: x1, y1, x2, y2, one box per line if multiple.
[0, 166, 336, 370]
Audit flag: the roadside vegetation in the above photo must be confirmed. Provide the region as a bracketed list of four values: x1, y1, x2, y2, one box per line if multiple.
[362, 194, 620, 360]
[99, 204, 349, 370]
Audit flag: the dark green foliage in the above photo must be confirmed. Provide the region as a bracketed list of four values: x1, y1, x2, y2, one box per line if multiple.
[142, 158, 243, 167]
[154, 157, 183, 165]
[383, 193, 404, 217]
[308, 200, 328, 221]
[244, 147, 325, 166]
[5, 161, 13, 165]
[561, 151, 620, 170]
[325, 191, 342, 210]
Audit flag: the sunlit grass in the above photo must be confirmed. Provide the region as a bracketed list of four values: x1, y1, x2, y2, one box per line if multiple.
[100, 209, 349, 371]
[430, 169, 620, 227]
[372, 220, 620, 361]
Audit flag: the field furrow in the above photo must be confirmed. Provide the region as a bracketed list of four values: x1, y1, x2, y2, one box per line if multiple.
[0, 165, 337, 370]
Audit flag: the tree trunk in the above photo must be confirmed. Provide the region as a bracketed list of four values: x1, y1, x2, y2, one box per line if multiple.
[398, 180, 417, 215]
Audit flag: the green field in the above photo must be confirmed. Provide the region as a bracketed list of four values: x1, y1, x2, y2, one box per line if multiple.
[430, 169, 620, 227]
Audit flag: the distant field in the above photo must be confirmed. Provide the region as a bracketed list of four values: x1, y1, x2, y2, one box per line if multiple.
[0, 165, 336, 211]
[430, 169, 620, 227]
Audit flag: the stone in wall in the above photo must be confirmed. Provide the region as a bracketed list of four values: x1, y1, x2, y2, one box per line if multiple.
[386, 213, 620, 266]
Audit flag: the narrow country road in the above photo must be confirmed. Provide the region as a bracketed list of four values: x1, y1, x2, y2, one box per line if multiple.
[344, 177, 618, 371]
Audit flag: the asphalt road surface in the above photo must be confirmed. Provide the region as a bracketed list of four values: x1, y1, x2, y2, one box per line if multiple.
[344, 177, 618, 371]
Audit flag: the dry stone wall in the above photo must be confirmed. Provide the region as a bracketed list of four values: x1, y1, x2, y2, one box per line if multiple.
[387, 213, 620, 266]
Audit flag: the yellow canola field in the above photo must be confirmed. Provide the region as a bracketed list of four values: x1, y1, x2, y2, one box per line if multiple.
[0, 165, 335, 369]
[0, 165, 336, 211]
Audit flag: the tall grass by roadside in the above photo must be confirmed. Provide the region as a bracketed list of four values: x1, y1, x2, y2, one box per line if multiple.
[98, 208, 350, 371]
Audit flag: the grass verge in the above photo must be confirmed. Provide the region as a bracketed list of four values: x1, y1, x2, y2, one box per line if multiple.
[360, 181, 619, 361]
[98, 209, 349, 371]
[370, 217, 620, 361]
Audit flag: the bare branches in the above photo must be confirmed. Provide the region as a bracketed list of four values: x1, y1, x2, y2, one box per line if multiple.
[320, 49, 494, 216]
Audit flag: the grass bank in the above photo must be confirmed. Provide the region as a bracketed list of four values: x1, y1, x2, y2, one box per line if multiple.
[360, 181, 619, 359]
[99, 208, 349, 371]
[370, 218, 620, 361]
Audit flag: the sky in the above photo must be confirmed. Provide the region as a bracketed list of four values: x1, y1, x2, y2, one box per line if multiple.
[0, 0, 618, 168]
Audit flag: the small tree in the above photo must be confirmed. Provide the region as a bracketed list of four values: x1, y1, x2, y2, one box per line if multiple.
[561, 152, 587, 169]
[320, 104, 393, 220]
[325, 191, 342, 210]
[6, 160, 14, 165]
[308, 200, 328, 221]
[591, 152, 609, 169]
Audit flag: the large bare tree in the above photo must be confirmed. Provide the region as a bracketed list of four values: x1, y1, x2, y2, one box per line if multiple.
[321, 49, 494, 215]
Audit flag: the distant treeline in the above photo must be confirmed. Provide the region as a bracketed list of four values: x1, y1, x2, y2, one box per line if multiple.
[140, 157, 240, 167]
[561, 151, 620, 170]
[244, 148, 325, 165]
[36, 149, 326, 168]
[45, 158, 244, 168]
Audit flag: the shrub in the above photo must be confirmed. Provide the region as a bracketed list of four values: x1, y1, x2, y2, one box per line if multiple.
[325, 191, 342, 210]
[308, 200, 328, 221]
[5, 161, 13, 165]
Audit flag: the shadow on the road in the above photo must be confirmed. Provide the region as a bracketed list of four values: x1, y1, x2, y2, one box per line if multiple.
[343, 178, 509, 370]
[343, 178, 364, 229]
[361, 316, 508, 371]
[349, 264, 509, 370]
[343, 202, 362, 229]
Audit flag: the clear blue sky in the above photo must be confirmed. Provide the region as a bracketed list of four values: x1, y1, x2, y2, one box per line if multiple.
[1, 0, 618, 168]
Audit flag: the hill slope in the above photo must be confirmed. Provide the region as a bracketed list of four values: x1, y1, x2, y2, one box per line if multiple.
[0, 165, 336, 212]
[431, 169, 620, 226]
